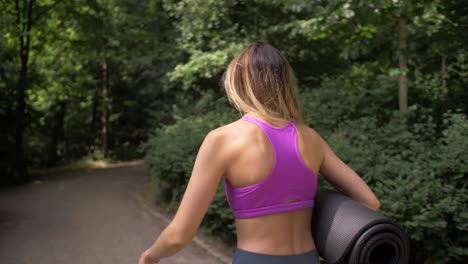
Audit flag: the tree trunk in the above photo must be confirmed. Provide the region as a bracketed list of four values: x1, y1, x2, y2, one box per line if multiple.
[101, 58, 109, 159]
[15, 67, 27, 180]
[47, 101, 66, 166]
[14, 0, 35, 181]
[398, 17, 408, 120]
[90, 89, 99, 136]
[441, 55, 447, 95]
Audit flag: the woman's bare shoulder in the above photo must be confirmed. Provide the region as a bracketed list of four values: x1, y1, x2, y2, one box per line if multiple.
[204, 119, 256, 154]
[208, 119, 246, 136]
[209, 119, 259, 137]
[296, 122, 323, 141]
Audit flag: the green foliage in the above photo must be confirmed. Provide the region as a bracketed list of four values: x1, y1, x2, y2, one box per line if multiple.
[169, 43, 244, 90]
[299, 63, 399, 134]
[326, 111, 467, 262]
[298, 65, 468, 263]
[204, 184, 237, 244]
[1, 0, 182, 173]
[143, 116, 209, 204]
[142, 98, 238, 241]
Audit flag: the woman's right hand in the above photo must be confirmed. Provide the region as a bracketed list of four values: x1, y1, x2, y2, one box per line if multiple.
[138, 251, 159, 264]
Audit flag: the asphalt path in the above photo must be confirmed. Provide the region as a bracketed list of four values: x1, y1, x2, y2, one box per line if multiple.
[0, 162, 230, 264]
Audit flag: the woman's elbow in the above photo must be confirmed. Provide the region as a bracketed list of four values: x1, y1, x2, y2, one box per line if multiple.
[165, 225, 193, 249]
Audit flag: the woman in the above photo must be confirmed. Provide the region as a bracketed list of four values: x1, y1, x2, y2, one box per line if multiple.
[138, 42, 380, 264]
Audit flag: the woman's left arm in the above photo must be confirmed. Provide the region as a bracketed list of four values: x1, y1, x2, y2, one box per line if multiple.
[139, 129, 229, 264]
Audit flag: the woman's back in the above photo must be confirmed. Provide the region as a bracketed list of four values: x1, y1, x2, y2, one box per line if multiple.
[221, 114, 324, 255]
[138, 42, 379, 264]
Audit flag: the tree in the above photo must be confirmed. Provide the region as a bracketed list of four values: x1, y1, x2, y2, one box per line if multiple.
[14, 0, 35, 180]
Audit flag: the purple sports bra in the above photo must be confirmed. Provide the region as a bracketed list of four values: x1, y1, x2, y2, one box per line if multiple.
[224, 115, 318, 219]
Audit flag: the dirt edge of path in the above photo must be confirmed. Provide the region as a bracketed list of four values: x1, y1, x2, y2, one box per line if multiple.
[136, 192, 233, 264]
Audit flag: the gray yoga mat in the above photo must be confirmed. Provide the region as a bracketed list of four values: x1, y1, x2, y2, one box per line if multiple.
[312, 189, 410, 264]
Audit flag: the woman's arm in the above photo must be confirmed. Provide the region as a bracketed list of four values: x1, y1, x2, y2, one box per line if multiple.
[318, 136, 381, 211]
[139, 129, 229, 263]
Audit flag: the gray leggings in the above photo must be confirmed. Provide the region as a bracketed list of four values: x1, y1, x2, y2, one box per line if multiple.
[232, 248, 320, 264]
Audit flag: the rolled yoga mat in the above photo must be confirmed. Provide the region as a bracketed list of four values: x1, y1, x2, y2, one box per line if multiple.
[312, 189, 410, 264]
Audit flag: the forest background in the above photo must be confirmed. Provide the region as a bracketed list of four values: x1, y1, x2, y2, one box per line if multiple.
[1, 0, 467, 263]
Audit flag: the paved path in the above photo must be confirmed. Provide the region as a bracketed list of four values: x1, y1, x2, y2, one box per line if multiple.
[0, 162, 231, 264]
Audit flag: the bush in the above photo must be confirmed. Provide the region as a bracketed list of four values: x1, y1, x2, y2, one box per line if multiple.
[323, 111, 468, 263]
[142, 95, 238, 242]
[299, 64, 467, 263]
[299, 62, 399, 135]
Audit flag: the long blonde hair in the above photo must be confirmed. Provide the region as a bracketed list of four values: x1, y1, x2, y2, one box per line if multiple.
[223, 42, 302, 123]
